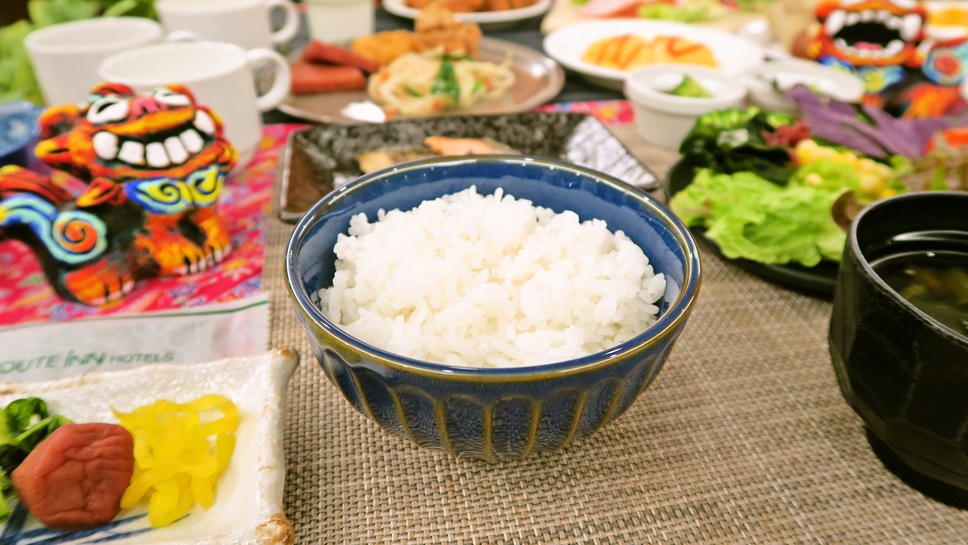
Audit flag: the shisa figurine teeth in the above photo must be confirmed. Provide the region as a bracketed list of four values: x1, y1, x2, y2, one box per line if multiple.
[93, 132, 119, 161]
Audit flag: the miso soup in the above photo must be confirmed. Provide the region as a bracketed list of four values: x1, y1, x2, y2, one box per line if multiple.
[871, 250, 968, 338]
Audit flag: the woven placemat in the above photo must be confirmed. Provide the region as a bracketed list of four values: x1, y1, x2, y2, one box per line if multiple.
[264, 132, 968, 544]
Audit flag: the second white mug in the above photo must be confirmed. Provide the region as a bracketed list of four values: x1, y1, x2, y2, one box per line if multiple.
[156, 0, 300, 51]
[98, 41, 292, 168]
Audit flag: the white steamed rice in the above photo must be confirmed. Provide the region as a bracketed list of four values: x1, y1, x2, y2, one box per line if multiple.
[313, 186, 666, 368]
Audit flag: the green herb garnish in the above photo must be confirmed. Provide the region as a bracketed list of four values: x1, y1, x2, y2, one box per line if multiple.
[431, 56, 461, 106]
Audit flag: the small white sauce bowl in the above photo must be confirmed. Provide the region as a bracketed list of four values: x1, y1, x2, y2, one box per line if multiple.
[624, 65, 747, 150]
[744, 59, 865, 114]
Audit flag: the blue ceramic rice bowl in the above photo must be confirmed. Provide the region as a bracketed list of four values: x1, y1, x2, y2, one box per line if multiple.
[285, 155, 701, 460]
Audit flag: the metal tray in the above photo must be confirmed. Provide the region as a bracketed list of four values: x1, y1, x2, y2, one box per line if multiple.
[277, 112, 659, 222]
[277, 37, 565, 125]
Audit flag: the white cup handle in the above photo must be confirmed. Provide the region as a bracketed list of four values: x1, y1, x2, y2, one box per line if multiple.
[165, 30, 200, 43]
[266, 0, 300, 45]
[247, 48, 291, 112]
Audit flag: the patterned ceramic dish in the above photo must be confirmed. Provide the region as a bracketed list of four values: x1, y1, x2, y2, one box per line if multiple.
[285, 155, 702, 461]
[276, 112, 658, 223]
[0, 101, 42, 169]
[0, 348, 299, 544]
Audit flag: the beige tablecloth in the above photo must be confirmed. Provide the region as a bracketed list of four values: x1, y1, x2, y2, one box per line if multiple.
[265, 126, 968, 544]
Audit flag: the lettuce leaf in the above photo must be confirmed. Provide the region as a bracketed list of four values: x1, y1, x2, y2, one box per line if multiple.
[0, 0, 157, 106]
[0, 397, 71, 523]
[678, 107, 796, 184]
[670, 168, 848, 266]
[0, 20, 42, 105]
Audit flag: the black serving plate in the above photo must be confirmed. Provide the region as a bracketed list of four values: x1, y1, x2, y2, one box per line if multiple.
[665, 158, 838, 297]
[277, 112, 658, 222]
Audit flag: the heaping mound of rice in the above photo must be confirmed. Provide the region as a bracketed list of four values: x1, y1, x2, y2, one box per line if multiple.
[314, 186, 666, 368]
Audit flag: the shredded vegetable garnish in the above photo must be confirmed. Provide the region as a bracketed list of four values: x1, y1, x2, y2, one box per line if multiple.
[113, 394, 239, 528]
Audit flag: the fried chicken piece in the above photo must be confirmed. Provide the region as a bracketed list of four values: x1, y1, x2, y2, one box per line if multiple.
[415, 3, 458, 32]
[510, 0, 536, 8]
[411, 0, 484, 12]
[486, 0, 512, 11]
[414, 5, 482, 57]
[351, 30, 417, 66]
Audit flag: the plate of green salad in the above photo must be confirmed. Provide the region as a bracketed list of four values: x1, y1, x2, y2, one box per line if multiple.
[665, 86, 966, 296]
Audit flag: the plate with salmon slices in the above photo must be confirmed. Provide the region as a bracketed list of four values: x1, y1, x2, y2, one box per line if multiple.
[543, 19, 765, 90]
[276, 112, 659, 222]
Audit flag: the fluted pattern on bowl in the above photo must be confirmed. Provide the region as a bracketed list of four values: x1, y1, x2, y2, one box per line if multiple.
[308, 328, 681, 461]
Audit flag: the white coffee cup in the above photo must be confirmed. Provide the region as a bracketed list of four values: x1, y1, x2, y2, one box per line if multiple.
[98, 41, 291, 168]
[24, 17, 196, 107]
[156, 0, 300, 51]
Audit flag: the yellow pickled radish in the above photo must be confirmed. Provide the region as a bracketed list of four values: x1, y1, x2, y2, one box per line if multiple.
[113, 394, 239, 528]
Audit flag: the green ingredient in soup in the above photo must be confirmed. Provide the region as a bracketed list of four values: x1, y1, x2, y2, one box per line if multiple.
[874, 252, 968, 337]
[669, 168, 847, 266]
[669, 75, 712, 98]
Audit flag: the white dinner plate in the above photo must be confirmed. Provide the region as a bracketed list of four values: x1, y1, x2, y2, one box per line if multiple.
[543, 19, 766, 90]
[383, 0, 553, 30]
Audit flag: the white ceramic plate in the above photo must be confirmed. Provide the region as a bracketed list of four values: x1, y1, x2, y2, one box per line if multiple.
[383, 0, 552, 30]
[543, 19, 766, 90]
[744, 59, 866, 113]
[0, 348, 300, 545]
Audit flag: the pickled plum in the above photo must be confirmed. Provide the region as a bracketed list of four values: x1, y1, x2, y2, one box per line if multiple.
[11, 423, 134, 530]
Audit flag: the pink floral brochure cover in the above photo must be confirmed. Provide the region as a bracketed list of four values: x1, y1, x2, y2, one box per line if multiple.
[0, 126, 304, 378]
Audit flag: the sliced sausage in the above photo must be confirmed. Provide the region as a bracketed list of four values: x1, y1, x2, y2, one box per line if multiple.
[291, 62, 367, 94]
[302, 41, 381, 73]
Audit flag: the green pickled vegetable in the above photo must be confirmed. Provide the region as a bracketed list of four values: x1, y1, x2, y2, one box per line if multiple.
[669, 75, 712, 98]
[0, 396, 71, 522]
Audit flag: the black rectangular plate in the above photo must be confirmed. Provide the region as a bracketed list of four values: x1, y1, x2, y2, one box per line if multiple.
[277, 112, 658, 223]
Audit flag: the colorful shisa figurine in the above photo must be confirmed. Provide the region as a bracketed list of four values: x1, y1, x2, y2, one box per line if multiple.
[804, 0, 968, 117]
[0, 83, 237, 306]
